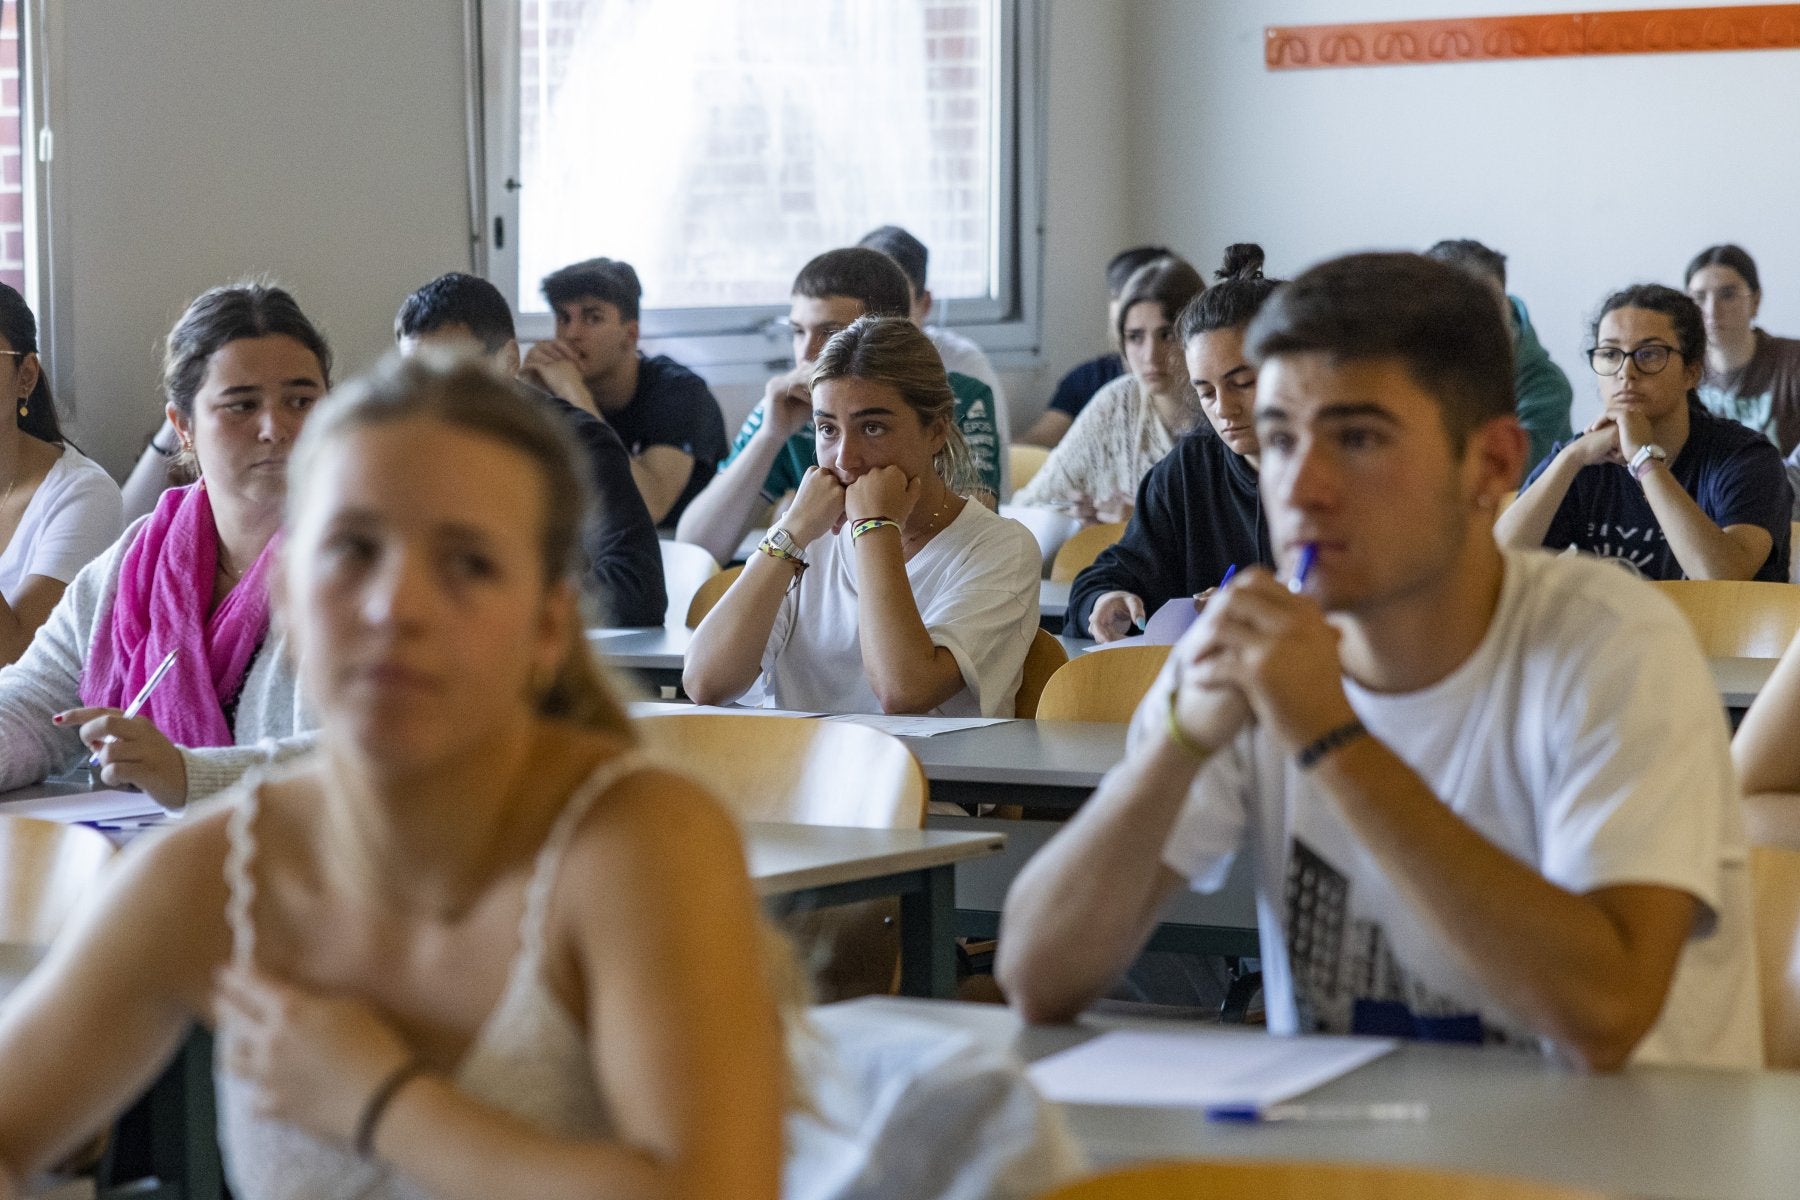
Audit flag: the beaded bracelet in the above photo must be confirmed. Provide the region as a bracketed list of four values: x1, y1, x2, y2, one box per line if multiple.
[851, 517, 900, 541]
[1296, 718, 1367, 770]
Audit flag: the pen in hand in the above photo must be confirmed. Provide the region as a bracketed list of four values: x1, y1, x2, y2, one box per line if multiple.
[87, 648, 180, 769]
[1288, 543, 1318, 594]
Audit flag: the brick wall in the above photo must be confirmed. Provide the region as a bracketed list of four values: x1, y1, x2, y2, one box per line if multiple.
[0, 0, 21, 294]
[518, 0, 994, 308]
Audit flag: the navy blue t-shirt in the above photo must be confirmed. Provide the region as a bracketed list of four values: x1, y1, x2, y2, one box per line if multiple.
[1525, 399, 1792, 582]
[1048, 353, 1125, 418]
[605, 353, 729, 524]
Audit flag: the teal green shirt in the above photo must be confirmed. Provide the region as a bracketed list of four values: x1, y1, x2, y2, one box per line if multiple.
[723, 371, 1002, 501]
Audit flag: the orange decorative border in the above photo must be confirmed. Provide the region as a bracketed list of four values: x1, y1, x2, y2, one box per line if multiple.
[1266, 5, 1800, 69]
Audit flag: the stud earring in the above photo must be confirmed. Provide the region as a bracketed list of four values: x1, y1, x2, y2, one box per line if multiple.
[16, 399, 26, 420]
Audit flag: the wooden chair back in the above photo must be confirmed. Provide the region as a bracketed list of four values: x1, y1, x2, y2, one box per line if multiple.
[1008, 443, 1051, 497]
[686, 563, 744, 628]
[0, 815, 116, 949]
[1039, 1159, 1617, 1200]
[1034, 645, 1170, 723]
[1015, 628, 1069, 718]
[1050, 521, 1128, 583]
[1647, 580, 1800, 659]
[1790, 522, 1800, 584]
[658, 540, 720, 628]
[636, 713, 926, 1001]
[635, 712, 925, 829]
[1750, 841, 1800, 1067]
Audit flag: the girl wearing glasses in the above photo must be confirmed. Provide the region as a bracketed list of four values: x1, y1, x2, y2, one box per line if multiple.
[1685, 245, 1800, 455]
[1496, 283, 1789, 581]
[0, 284, 123, 666]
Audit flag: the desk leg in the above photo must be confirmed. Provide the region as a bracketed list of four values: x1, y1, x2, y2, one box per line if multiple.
[898, 866, 956, 999]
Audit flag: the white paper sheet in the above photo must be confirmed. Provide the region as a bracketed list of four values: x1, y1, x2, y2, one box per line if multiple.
[629, 701, 825, 719]
[0, 789, 168, 824]
[824, 714, 1013, 737]
[1026, 1029, 1395, 1108]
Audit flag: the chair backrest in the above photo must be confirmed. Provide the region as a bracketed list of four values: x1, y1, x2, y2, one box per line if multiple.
[1008, 443, 1051, 497]
[1049, 521, 1129, 583]
[1790, 523, 1800, 584]
[0, 815, 116, 948]
[659, 540, 720, 628]
[686, 563, 745, 628]
[1038, 1159, 1617, 1200]
[1014, 628, 1069, 719]
[1750, 841, 1800, 1068]
[1647, 579, 1800, 658]
[636, 713, 925, 829]
[1034, 644, 1170, 723]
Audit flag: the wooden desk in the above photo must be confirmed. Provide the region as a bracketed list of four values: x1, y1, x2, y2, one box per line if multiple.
[842, 997, 1800, 1199]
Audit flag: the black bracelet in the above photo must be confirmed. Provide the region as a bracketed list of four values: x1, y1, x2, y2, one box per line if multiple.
[1296, 719, 1367, 770]
[353, 1058, 430, 1160]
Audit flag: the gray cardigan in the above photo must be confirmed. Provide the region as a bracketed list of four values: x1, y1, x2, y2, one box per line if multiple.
[0, 515, 315, 801]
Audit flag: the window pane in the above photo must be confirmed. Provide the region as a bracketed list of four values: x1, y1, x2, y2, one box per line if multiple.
[517, 0, 997, 314]
[0, 0, 21, 294]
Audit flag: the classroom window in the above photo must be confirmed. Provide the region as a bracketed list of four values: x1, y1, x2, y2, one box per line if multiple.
[0, 0, 24, 294]
[481, 0, 1042, 366]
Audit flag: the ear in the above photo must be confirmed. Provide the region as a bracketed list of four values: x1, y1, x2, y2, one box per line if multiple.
[1683, 353, 1704, 392]
[914, 288, 934, 325]
[15, 352, 39, 400]
[623, 319, 640, 351]
[498, 338, 522, 377]
[1465, 414, 1530, 500]
[1750, 289, 1763, 322]
[536, 576, 579, 683]
[165, 401, 191, 449]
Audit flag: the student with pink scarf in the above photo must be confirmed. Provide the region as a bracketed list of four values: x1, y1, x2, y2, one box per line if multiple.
[0, 283, 328, 808]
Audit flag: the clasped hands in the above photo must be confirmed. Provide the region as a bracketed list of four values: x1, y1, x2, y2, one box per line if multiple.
[1162, 567, 1358, 759]
[1568, 407, 1655, 469]
[779, 465, 922, 546]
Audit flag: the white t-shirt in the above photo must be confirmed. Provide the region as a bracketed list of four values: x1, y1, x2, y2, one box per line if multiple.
[926, 326, 1009, 444]
[1143, 549, 1761, 1069]
[0, 443, 125, 607]
[751, 500, 1041, 716]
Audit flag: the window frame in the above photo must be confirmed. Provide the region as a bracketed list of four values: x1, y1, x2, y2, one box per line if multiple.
[20, 0, 66, 402]
[470, 0, 1045, 382]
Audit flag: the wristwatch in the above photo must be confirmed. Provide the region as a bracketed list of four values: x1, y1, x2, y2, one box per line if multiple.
[1628, 443, 1668, 481]
[764, 527, 805, 559]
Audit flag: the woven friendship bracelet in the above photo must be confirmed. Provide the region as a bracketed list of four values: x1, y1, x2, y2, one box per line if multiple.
[1164, 687, 1211, 762]
[354, 1058, 431, 1160]
[851, 517, 900, 541]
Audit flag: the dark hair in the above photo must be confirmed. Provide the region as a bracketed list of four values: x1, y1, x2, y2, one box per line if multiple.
[789, 247, 911, 319]
[539, 257, 642, 322]
[1246, 252, 1514, 452]
[162, 282, 333, 422]
[289, 352, 630, 735]
[811, 315, 979, 496]
[1590, 284, 1707, 403]
[1105, 245, 1174, 298]
[395, 272, 517, 355]
[857, 225, 929, 297]
[1425, 239, 1507, 289]
[1176, 244, 1284, 343]
[0, 283, 61, 444]
[1114, 257, 1206, 351]
[1684, 244, 1760, 295]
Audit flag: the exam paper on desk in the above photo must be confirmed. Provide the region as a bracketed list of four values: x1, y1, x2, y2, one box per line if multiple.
[0, 789, 168, 824]
[1026, 1028, 1395, 1109]
[824, 714, 1012, 738]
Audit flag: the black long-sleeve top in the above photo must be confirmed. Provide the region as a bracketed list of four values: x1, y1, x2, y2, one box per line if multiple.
[538, 391, 668, 627]
[1065, 429, 1272, 638]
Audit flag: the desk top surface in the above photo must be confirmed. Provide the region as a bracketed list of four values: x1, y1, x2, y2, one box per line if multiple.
[745, 823, 1004, 895]
[846, 997, 1800, 1199]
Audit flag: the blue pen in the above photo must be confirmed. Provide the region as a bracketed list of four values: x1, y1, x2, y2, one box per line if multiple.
[1288, 542, 1318, 594]
[1205, 1102, 1428, 1124]
[1219, 563, 1238, 587]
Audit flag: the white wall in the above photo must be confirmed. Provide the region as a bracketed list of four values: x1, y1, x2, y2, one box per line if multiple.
[1129, 0, 1800, 430]
[55, 0, 473, 475]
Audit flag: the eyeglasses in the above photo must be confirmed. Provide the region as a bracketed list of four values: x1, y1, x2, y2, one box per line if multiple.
[1588, 345, 1679, 377]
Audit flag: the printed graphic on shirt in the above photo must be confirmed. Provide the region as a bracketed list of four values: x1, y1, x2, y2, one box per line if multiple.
[1569, 521, 1658, 576]
[1283, 839, 1525, 1047]
[1699, 384, 1775, 445]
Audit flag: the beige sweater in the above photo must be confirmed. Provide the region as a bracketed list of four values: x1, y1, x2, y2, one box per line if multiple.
[1014, 375, 1200, 514]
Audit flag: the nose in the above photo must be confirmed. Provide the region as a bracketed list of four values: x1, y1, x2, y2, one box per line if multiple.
[802, 332, 830, 364]
[361, 547, 430, 631]
[258, 406, 298, 444]
[832, 431, 865, 476]
[1274, 435, 1337, 513]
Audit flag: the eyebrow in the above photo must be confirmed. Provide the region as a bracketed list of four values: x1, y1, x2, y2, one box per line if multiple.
[1257, 401, 1404, 425]
[816, 405, 900, 420]
[1596, 338, 1676, 349]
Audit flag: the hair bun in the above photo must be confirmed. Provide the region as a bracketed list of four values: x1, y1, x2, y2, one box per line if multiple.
[1217, 243, 1265, 281]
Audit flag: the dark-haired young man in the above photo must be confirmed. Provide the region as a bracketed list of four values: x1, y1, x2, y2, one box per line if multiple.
[999, 253, 1759, 1069]
[1020, 245, 1175, 448]
[674, 247, 1002, 565]
[1425, 238, 1573, 475]
[525, 257, 727, 525]
[395, 272, 666, 626]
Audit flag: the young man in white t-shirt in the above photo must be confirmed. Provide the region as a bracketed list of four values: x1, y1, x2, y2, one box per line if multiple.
[997, 252, 1761, 1070]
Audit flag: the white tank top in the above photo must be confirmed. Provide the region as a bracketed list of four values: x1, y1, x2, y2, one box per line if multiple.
[213, 755, 643, 1200]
